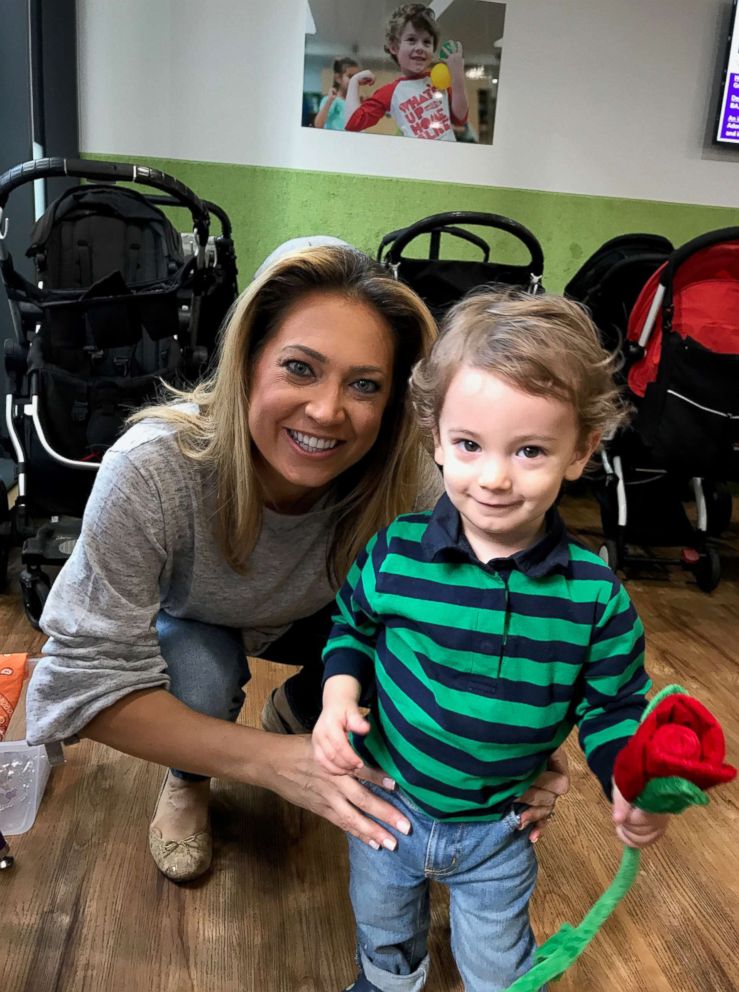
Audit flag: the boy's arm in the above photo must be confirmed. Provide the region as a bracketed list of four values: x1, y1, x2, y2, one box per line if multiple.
[345, 79, 396, 133]
[443, 41, 469, 124]
[575, 580, 651, 797]
[313, 673, 370, 775]
[316, 532, 386, 774]
[322, 530, 385, 695]
[343, 70, 375, 126]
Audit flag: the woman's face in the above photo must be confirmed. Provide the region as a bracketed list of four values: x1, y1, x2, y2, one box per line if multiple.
[248, 290, 395, 511]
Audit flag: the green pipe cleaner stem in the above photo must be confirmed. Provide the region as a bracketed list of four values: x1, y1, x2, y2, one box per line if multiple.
[503, 846, 641, 992]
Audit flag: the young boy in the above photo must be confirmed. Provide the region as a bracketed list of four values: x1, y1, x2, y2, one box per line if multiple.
[344, 3, 468, 141]
[314, 291, 669, 992]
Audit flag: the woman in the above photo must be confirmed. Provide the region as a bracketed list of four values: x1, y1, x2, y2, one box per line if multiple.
[27, 245, 567, 883]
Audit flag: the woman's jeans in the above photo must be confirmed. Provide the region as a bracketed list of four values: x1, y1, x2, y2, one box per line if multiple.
[156, 606, 334, 782]
[347, 786, 544, 992]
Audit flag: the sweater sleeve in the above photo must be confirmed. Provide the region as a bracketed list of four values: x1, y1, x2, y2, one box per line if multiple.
[345, 82, 395, 132]
[25, 448, 171, 745]
[321, 530, 387, 695]
[575, 579, 651, 797]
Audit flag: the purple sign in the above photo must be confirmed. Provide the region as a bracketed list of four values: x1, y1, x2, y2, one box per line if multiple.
[719, 72, 739, 142]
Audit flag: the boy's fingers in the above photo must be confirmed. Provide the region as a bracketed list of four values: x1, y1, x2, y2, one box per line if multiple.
[326, 727, 363, 770]
[347, 711, 371, 735]
[317, 733, 359, 774]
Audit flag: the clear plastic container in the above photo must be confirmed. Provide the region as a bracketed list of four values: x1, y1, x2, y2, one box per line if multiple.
[0, 740, 51, 835]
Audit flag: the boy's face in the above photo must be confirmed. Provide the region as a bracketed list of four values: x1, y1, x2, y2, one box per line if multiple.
[390, 22, 436, 76]
[433, 366, 598, 561]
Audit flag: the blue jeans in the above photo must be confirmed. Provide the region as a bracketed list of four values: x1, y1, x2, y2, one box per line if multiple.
[156, 606, 334, 782]
[347, 786, 544, 992]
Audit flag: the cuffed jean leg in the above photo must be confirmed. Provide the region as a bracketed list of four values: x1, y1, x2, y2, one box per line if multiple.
[156, 611, 250, 782]
[347, 799, 431, 992]
[447, 812, 543, 992]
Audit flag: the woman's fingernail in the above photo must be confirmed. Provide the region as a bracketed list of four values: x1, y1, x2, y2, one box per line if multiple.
[382, 837, 397, 851]
[382, 777, 396, 790]
[369, 840, 380, 850]
[396, 819, 411, 835]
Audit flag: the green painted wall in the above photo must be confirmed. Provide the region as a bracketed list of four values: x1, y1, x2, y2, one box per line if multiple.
[90, 154, 739, 293]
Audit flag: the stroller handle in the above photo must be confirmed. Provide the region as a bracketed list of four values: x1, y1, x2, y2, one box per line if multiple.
[381, 211, 544, 275]
[0, 158, 211, 245]
[662, 226, 739, 284]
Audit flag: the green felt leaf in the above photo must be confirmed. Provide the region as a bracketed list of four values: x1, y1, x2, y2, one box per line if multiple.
[636, 775, 709, 813]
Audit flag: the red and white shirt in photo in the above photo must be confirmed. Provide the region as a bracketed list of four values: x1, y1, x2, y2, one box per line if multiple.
[346, 75, 466, 141]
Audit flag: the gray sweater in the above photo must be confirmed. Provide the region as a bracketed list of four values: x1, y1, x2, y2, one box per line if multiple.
[27, 418, 442, 745]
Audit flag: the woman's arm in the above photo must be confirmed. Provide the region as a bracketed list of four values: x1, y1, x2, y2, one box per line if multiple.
[84, 687, 410, 849]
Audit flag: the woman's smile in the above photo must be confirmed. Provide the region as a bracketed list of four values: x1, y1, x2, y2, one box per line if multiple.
[286, 428, 343, 455]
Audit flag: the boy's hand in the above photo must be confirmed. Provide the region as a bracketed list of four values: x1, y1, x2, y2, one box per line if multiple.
[351, 69, 375, 88]
[313, 675, 370, 776]
[441, 40, 464, 74]
[612, 782, 670, 848]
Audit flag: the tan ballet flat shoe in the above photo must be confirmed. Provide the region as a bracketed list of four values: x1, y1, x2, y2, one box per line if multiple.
[148, 824, 212, 882]
[148, 771, 212, 881]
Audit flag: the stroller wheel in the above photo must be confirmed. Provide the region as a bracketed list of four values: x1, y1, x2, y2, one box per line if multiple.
[19, 569, 51, 630]
[704, 482, 733, 537]
[693, 547, 721, 593]
[598, 540, 621, 572]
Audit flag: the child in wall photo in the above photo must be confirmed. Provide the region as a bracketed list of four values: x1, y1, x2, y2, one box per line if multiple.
[344, 3, 468, 141]
[314, 57, 361, 130]
[313, 290, 674, 992]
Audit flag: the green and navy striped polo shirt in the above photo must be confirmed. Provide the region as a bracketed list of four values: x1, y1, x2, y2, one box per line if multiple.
[322, 494, 650, 822]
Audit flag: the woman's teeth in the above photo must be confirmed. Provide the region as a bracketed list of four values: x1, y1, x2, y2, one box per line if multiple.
[288, 430, 340, 453]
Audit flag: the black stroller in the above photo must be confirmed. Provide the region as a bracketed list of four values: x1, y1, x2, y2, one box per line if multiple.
[377, 211, 545, 320]
[564, 233, 674, 358]
[0, 157, 239, 626]
[589, 228, 739, 591]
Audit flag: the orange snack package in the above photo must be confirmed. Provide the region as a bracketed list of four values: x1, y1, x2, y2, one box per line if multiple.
[0, 653, 28, 741]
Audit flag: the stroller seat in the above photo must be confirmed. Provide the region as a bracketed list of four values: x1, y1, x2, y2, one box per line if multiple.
[594, 227, 739, 591]
[377, 211, 545, 320]
[0, 158, 239, 626]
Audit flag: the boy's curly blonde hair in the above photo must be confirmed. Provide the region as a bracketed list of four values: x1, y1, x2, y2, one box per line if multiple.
[385, 4, 439, 62]
[410, 288, 629, 446]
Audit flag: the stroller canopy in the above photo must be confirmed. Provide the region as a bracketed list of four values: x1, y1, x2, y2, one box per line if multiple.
[627, 238, 739, 398]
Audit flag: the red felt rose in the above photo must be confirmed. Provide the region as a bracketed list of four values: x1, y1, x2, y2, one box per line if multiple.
[613, 694, 737, 803]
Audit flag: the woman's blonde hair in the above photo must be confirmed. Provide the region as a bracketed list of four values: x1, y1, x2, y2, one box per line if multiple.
[131, 245, 437, 584]
[411, 288, 628, 445]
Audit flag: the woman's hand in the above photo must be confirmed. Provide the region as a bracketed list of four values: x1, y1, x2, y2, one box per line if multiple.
[517, 748, 570, 843]
[264, 734, 410, 851]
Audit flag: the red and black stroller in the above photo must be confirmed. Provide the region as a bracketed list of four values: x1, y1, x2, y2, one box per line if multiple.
[377, 211, 545, 320]
[595, 227, 739, 591]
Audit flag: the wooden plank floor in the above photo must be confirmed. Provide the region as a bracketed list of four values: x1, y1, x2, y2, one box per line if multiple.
[1, 493, 738, 992]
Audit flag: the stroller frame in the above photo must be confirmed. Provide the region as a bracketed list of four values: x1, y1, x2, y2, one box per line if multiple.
[0, 157, 235, 626]
[595, 227, 739, 591]
[377, 210, 545, 320]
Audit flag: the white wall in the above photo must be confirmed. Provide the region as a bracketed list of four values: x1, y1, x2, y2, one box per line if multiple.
[76, 0, 739, 207]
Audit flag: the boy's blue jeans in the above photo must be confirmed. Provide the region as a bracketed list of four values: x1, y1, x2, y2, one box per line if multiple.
[347, 785, 545, 992]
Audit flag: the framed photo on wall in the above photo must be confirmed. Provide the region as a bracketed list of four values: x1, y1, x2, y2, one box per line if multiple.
[303, 0, 506, 145]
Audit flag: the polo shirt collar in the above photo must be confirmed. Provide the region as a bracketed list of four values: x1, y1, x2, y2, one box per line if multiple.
[421, 493, 571, 577]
